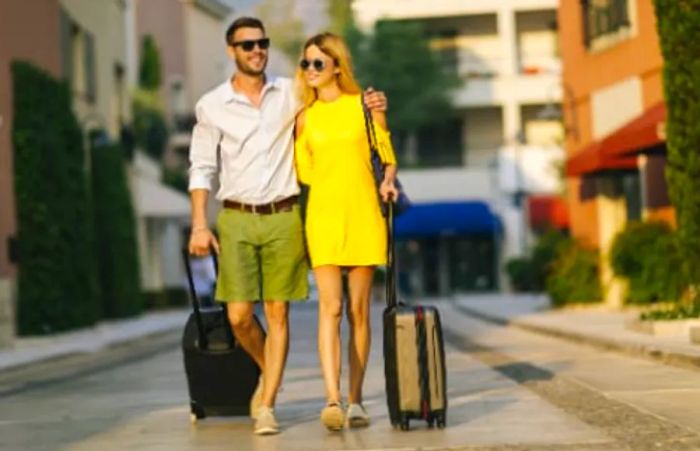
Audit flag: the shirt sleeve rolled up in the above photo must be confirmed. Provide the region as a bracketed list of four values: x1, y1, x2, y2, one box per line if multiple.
[188, 101, 221, 192]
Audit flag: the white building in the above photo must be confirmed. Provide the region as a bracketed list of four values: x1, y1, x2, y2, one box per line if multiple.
[354, 0, 565, 294]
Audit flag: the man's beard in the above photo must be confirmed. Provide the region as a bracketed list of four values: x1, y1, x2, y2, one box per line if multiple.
[236, 57, 267, 76]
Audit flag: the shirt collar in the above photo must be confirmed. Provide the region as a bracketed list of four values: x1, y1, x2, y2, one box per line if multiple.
[222, 74, 280, 104]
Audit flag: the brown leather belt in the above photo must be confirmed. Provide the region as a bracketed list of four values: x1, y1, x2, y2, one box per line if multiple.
[223, 195, 299, 215]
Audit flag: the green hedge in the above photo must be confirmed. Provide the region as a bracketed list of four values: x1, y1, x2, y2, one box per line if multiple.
[505, 257, 535, 292]
[505, 230, 572, 292]
[546, 244, 602, 307]
[505, 230, 600, 306]
[162, 167, 188, 193]
[132, 100, 168, 160]
[610, 221, 685, 304]
[142, 288, 189, 310]
[12, 61, 100, 334]
[90, 141, 142, 318]
[653, 1, 700, 297]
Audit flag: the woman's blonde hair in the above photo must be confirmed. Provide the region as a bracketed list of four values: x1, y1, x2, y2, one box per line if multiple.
[295, 32, 362, 108]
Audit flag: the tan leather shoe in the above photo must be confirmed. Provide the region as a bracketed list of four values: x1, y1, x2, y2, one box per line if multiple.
[347, 403, 370, 428]
[254, 406, 280, 435]
[320, 401, 345, 431]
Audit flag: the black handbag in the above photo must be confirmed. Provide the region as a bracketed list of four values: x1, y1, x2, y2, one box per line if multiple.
[361, 101, 411, 216]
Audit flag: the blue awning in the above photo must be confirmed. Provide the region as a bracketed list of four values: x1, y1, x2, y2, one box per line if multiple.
[394, 201, 502, 239]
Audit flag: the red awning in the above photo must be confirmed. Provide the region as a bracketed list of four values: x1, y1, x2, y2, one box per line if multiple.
[528, 195, 569, 230]
[566, 102, 666, 177]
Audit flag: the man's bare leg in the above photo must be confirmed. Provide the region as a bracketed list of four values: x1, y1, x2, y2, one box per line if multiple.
[261, 300, 289, 407]
[227, 302, 266, 370]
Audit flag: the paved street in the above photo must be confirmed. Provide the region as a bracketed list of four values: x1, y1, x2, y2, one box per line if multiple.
[2, 298, 700, 451]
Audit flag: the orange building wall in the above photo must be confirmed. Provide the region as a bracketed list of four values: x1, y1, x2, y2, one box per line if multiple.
[558, 0, 666, 246]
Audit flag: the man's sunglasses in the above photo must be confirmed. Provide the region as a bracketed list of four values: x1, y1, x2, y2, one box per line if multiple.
[232, 38, 270, 52]
[299, 58, 328, 72]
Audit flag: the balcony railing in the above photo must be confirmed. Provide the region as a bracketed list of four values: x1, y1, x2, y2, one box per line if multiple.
[439, 52, 561, 79]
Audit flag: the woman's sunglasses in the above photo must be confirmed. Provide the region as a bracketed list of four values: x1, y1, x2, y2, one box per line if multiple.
[232, 38, 270, 52]
[299, 58, 328, 72]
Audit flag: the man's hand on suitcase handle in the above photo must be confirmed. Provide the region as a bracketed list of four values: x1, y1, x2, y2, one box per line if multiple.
[189, 227, 220, 256]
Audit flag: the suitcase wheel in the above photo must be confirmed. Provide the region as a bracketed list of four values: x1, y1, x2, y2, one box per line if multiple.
[436, 413, 446, 429]
[427, 418, 435, 429]
[400, 417, 410, 431]
[190, 402, 206, 423]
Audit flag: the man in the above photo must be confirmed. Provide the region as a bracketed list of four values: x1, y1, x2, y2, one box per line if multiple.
[188, 17, 386, 435]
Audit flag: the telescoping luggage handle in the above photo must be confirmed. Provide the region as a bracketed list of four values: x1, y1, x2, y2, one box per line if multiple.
[182, 249, 234, 350]
[385, 202, 398, 309]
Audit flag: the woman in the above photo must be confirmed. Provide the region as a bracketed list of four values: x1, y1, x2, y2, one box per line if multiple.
[294, 32, 398, 431]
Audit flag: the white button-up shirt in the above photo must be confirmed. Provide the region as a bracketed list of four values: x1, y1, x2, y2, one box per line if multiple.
[188, 76, 301, 204]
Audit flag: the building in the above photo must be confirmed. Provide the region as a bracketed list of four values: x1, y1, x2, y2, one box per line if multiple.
[0, 0, 195, 344]
[59, 0, 130, 137]
[0, 0, 63, 347]
[128, 0, 232, 228]
[354, 0, 566, 295]
[558, 0, 671, 306]
[129, 0, 231, 162]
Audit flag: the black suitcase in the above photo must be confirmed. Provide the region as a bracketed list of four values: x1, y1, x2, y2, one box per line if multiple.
[182, 249, 262, 422]
[383, 204, 448, 430]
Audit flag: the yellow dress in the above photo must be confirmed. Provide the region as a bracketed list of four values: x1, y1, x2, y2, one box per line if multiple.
[295, 93, 397, 268]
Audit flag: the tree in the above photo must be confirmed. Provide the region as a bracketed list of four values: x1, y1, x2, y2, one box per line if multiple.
[653, 0, 700, 299]
[139, 35, 161, 90]
[135, 35, 168, 160]
[257, 0, 305, 63]
[327, 0, 353, 34]
[347, 20, 461, 142]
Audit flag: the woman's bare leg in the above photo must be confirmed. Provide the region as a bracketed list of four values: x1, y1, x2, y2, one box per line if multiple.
[346, 266, 374, 404]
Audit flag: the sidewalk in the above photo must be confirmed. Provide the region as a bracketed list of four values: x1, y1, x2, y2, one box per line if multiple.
[452, 294, 700, 371]
[0, 309, 188, 374]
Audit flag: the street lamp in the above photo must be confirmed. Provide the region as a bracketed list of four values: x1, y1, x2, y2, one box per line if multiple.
[512, 130, 529, 254]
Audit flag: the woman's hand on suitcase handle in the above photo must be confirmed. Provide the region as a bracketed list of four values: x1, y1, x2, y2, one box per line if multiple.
[380, 167, 399, 203]
[189, 227, 220, 256]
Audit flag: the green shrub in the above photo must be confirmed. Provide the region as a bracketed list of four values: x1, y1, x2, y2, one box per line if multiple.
[546, 244, 602, 307]
[11, 61, 100, 334]
[162, 167, 188, 193]
[640, 303, 700, 321]
[91, 141, 142, 318]
[505, 258, 535, 291]
[139, 35, 161, 90]
[506, 230, 572, 292]
[133, 99, 168, 160]
[142, 288, 189, 310]
[610, 221, 686, 304]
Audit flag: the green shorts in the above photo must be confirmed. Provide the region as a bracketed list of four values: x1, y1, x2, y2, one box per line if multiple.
[215, 204, 309, 302]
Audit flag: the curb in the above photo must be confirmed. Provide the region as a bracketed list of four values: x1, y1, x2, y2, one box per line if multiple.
[452, 302, 700, 372]
[0, 325, 182, 397]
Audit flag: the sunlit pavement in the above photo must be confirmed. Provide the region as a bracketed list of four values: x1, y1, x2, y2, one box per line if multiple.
[3, 298, 700, 451]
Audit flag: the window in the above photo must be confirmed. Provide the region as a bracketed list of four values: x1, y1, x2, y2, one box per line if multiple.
[581, 0, 630, 47]
[59, 8, 97, 104]
[112, 63, 125, 132]
[417, 119, 464, 167]
[84, 32, 96, 103]
[429, 29, 459, 76]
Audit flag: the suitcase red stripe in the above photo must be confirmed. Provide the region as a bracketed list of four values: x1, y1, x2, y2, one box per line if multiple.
[383, 204, 447, 430]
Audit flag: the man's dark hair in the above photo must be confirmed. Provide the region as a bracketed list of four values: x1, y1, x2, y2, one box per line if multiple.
[226, 17, 265, 45]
